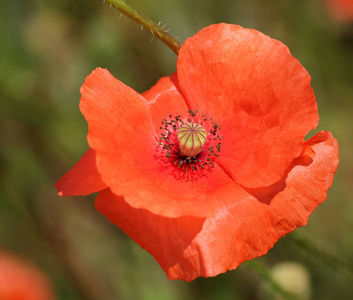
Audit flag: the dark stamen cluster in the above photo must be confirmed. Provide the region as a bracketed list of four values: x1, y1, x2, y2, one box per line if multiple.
[157, 111, 223, 172]
[158, 115, 184, 158]
[188, 110, 198, 117]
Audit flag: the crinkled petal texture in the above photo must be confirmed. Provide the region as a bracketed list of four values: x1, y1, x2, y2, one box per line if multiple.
[58, 24, 321, 219]
[96, 131, 338, 281]
[78, 68, 240, 218]
[55, 24, 339, 281]
[178, 24, 319, 188]
[0, 252, 55, 300]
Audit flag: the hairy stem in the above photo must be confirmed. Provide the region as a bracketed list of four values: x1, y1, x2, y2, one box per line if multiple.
[104, 0, 181, 55]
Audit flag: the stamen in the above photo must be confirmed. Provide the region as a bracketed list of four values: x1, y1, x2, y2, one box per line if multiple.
[157, 112, 223, 173]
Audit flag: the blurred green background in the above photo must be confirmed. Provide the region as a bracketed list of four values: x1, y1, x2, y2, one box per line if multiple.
[1, 0, 352, 299]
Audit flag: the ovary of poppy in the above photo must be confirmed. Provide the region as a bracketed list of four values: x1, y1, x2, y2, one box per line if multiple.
[326, 0, 353, 22]
[55, 24, 339, 281]
[0, 252, 55, 300]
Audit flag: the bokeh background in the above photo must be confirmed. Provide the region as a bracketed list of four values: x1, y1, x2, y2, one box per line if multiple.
[1, 0, 353, 299]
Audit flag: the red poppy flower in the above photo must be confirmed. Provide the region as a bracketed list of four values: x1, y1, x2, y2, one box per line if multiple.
[55, 24, 339, 281]
[326, 0, 353, 22]
[0, 252, 55, 300]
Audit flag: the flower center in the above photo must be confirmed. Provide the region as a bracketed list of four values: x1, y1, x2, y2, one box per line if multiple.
[177, 122, 207, 157]
[157, 110, 222, 173]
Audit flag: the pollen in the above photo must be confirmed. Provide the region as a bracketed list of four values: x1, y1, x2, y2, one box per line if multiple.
[177, 122, 207, 157]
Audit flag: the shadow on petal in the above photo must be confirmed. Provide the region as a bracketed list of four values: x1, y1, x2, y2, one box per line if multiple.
[95, 189, 206, 276]
[244, 153, 314, 204]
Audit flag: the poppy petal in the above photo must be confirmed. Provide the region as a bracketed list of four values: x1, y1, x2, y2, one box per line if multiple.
[55, 148, 107, 196]
[95, 131, 338, 281]
[0, 252, 55, 300]
[95, 189, 205, 277]
[79, 68, 235, 218]
[142, 73, 189, 132]
[177, 24, 319, 188]
[326, 0, 353, 22]
[180, 131, 338, 280]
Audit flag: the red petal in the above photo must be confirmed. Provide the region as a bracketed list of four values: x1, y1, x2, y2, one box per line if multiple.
[142, 73, 189, 132]
[326, 0, 353, 22]
[55, 148, 107, 196]
[95, 131, 338, 281]
[177, 24, 319, 188]
[95, 189, 205, 277]
[183, 131, 338, 280]
[0, 252, 55, 300]
[79, 68, 234, 218]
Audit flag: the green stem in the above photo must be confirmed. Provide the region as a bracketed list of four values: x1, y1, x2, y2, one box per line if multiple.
[104, 0, 182, 55]
[245, 260, 299, 300]
[288, 234, 353, 279]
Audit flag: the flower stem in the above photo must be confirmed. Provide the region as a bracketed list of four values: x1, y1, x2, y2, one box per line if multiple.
[245, 260, 299, 300]
[103, 0, 182, 55]
[288, 233, 353, 279]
